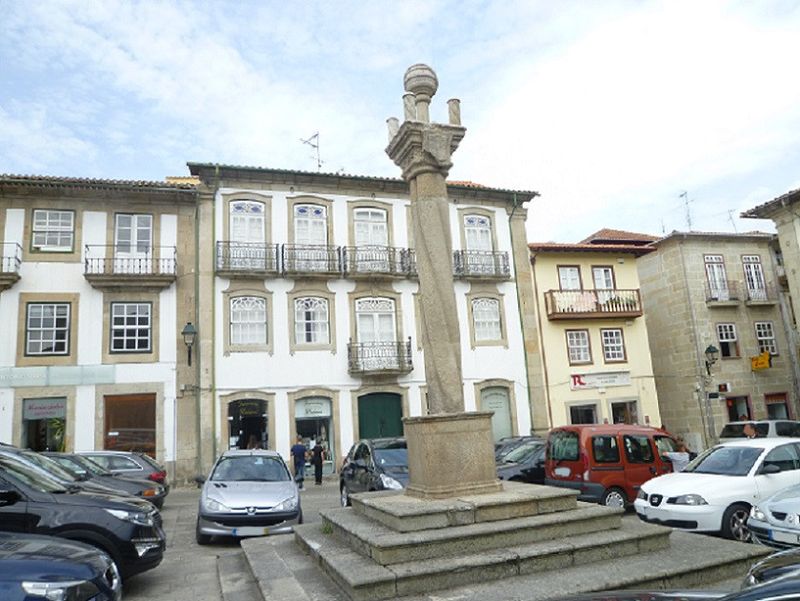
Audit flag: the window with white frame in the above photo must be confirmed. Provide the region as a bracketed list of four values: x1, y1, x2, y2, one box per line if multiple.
[472, 298, 502, 342]
[294, 204, 328, 245]
[230, 296, 267, 345]
[294, 297, 330, 344]
[32, 210, 74, 252]
[601, 328, 625, 362]
[755, 321, 778, 355]
[716, 323, 739, 358]
[26, 303, 70, 355]
[229, 200, 265, 243]
[354, 208, 388, 247]
[566, 329, 591, 364]
[110, 303, 151, 352]
[464, 214, 493, 251]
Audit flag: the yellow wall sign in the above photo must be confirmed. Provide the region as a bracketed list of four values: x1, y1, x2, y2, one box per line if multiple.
[751, 352, 771, 371]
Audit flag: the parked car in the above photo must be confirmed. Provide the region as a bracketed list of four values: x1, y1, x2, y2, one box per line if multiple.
[496, 439, 546, 484]
[0, 455, 165, 579]
[0, 532, 121, 601]
[494, 435, 543, 462]
[340, 437, 408, 507]
[719, 420, 800, 440]
[545, 424, 677, 507]
[635, 438, 800, 541]
[44, 451, 166, 508]
[78, 450, 170, 494]
[748, 483, 800, 548]
[195, 449, 301, 544]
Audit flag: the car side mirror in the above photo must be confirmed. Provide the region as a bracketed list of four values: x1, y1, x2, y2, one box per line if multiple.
[0, 489, 20, 506]
[761, 464, 781, 475]
[194, 475, 207, 487]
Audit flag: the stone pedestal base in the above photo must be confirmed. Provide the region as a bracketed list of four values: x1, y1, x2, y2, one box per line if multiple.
[403, 411, 502, 499]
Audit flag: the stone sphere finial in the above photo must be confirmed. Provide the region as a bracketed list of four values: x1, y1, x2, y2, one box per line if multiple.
[404, 64, 438, 98]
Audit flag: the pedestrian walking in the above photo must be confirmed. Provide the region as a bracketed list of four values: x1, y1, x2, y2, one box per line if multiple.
[311, 439, 325, 485]
[290, 436, 308, 489]
[661, 441, 691, 472]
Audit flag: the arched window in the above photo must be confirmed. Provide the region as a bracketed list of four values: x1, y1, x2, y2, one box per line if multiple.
[230, 296, 267, 345]
[295, 297, 330, 344]
[472, 298, 501, 341]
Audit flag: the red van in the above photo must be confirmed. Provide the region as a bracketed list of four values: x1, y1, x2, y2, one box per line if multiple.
[545, 424, 677, 507]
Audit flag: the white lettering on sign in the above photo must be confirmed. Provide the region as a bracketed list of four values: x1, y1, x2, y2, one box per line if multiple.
[570, 372, 631, 391]
[23, 397, 67, 420]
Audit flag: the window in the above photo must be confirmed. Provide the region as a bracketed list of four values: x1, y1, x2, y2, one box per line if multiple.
[716, 323, 739, 358]
[558, 266, 582, 290]
[354, 208, 388, 247]
[230, 296, 267, 345]
[294, 204, 328, 245]
[569, 404, 597, 424]
[26, 303, 70, 355]
[592, 267, 614, 290]
[230, 200, 265, 243]
[623, 435, 654, 464]
[463, 214, 492, 251]
[294, 297, 330, 345]
[32, 210, 74, 252]
[761, 444, 800, 473]
[548, 430, 578, 461]
[110, 303, 151, 352]
[743, 256, 767, 301]
[705, 255, 729, 300]
[566, 329, 591, 364]
[755, 321, 777, 355]
[592, 435, 620, 463]
[601, 328, 626, 362]
[472, 298, 502, 342]
[612, 400, 638, 424]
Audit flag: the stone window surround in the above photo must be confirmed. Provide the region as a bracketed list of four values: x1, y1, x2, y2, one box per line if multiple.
[703, 254, 728, 288]
[557, 264, 584, 290]
[288, 387, 340, 467]
[221, 281, 273, 355]
[754, 320, 779, 356]
[348, 283, 405, 344]
[31, 208, 75, 253]
[606, 397, 641, 426]
[599, 327, 627, 364]
[221, 191, 272, 243]
[474, 379, 518, 437]
[105, 210, 163, 262]
[456, 206, 498, 252]
[218, 390, 277, 454]
[23, 205, 82, 263]
[765, 392, 792, 419]
[347, 199, 394, 248]
[287, 195, 334, 246]
[465, 283, 508, 349]
[287, 281, 336, 354]
[715, 321, 741, 359]
[102, 291, 160, 364]
[16, 293, 80, 367]
[349, 383, 410, 443]
[564, 399, 600, 425]
[94, 384, 165, 463]
[12, 386, 76, 450]
[565, 328, 592, 366]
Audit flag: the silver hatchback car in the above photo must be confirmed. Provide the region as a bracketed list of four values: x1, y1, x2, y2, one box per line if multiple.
[195, 450, 302, 544]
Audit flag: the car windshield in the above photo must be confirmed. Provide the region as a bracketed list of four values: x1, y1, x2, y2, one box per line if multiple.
[683, 445, 763, 476]
[373, 448, 408, 468]
[69, 455, 111, 476]
[45, 456, 87, 479]
[210, 455, 290, 482]
[19, 451, 80, 482]
[0, 456, 68, 493]
[503, 442, 544, 464]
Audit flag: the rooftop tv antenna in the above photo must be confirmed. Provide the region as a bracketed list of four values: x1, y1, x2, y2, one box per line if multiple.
[727, 209, 738, 233]
[300, 132, 322, 171]
[679, 191, 693, 231]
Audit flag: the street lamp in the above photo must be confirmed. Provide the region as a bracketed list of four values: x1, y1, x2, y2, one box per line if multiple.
[704, 344, 719, 376]
[181, 322, 197, 366]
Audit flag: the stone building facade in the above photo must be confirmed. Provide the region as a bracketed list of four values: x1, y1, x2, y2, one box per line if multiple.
[637, 231, 797, 451]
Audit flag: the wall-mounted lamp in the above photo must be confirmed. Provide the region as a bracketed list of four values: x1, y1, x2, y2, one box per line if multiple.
[704, 344, 719, 376]
[182, 322, 198, 366]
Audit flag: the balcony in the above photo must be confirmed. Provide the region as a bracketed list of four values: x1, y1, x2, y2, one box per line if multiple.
[745, 284, 778, 306]
[216, 242, 279, 278]
[544, 289, 643, 320]
[454, 250, 510, 280]
[84, 245, 177, 289]
[0, 242, 21, 291]
[347, 339, 413, 376]
[282, 244, 341, 277]
[342, 246, 413, 278]
[705, 281, 740, 306]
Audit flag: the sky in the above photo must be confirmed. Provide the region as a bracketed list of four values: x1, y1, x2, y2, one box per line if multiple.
[2, 0, 800, 242]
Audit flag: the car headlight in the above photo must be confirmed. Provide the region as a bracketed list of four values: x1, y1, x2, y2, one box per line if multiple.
[637, 489, 648, 501]
[671, 494, 708, 506]
[379, 473, 403, 490]
[202, 497, 229, 512]
[275, 496, 299, 511]
[22, 579, 100, 601]
[104, 508, 154, 526]
[751, 506, 766, 521]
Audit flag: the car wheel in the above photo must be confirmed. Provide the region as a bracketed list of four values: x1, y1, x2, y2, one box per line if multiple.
[601, 487, 627, 508]
[340, 484, 351, 507]
[196, 521, 212, 545]
[722, 503, 751, 542]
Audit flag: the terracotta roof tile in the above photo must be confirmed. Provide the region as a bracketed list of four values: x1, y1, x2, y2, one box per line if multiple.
[579, 228, 658, 244]
[741, 187, 800, 219]
[528, 242, 654, 256]
[0, 173, 197, 191]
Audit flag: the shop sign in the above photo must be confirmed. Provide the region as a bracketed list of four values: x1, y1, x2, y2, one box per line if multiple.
[296, 397, 331, 418]
[751, 352, 771, 371]
[23, 397, 67, 420]
[570, 372, 630, 391]
[237, 400, 263, 417]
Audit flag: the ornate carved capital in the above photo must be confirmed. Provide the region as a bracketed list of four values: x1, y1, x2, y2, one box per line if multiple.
[386, 121, 466, 182]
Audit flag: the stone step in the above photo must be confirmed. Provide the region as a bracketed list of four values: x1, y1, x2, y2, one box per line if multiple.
[296, 519, 673, 600]
[350, 482, 578, 532]
[319, 502, 622, 565]
[217, 551, 263, 601]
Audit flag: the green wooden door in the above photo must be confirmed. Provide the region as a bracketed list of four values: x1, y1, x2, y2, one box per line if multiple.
[358, 393, 403, 439]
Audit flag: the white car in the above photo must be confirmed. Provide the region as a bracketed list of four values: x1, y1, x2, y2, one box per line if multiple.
[634, 438, 800, 541]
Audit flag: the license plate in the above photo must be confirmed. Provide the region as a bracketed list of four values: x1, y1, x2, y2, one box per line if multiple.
[232, 526, 269, 536]
[770, 529, 800, 544]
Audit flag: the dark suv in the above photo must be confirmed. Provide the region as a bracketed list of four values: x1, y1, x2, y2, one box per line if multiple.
[339, 438, 408, 507]
[0, 457, 165, 579]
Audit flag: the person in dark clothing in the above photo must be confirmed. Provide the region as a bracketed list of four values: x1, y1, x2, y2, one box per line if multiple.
[311, 440, 325, 485]
[290, 436, 308, 490]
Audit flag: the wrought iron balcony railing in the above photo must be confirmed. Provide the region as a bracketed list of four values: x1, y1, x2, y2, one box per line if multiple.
[342, 246, 414, 278]
[544, 289, 643, 320]
[216, 241, 279, 275]
[705, 280, 740, 303]
[745, 283, 777, 304]
[1, 242, 22, 274]
[453, 250, 510, 279]
[347, 338, 413, 375]
[282, 244, 341, 276]
[84, 245, 177, 288]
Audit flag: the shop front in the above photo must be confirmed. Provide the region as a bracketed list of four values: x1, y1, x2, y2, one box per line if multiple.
[227, 398, 268, 450]
[295, 396, 335, 475]
[22, 397, 67, 452]
[104, 394, 156, 456]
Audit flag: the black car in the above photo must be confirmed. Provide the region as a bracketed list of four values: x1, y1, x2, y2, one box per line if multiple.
[0, 532, 121, 601]
[44, 452, 166, 508]
[494, 435, 543, 462]
[0, 456, 165, 579]
[496, 439, 546, 484]
[340, 438, 408, 507]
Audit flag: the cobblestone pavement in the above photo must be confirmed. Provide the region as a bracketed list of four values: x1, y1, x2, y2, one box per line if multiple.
[123, 477, 341, 601]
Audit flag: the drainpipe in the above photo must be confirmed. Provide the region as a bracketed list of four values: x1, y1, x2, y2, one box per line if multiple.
[210, 170, 218, 462]
[530, 253, 554, 429]
[193, 187, 202, 476]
